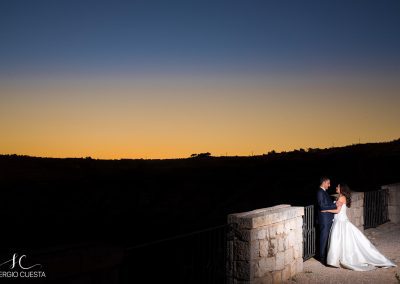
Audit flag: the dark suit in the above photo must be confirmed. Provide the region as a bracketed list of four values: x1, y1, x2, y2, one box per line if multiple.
[316, 187, 337, 263]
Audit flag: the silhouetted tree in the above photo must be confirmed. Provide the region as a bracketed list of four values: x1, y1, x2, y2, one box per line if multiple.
[190, 152, 212, 158]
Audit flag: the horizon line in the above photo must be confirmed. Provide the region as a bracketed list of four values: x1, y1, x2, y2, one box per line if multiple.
[1, 138, 398, 161]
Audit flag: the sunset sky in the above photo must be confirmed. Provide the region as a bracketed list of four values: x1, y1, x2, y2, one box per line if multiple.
[1, 0, 399, 159]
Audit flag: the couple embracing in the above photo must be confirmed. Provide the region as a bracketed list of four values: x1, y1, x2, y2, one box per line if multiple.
[316, 177, 396, 271]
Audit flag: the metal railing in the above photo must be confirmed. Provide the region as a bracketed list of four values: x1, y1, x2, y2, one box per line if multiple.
[121, 224, 230, 284]
[364, 188, 389, 229]
[302, 205, 316, 261]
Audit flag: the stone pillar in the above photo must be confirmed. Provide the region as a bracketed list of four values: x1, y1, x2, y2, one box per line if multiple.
[346, 192, 364, 232]
[382, 183, 400, 224]
[227, 205, 304, 284]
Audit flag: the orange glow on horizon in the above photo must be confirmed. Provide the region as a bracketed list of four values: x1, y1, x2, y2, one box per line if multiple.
[1, 76, 399, 159]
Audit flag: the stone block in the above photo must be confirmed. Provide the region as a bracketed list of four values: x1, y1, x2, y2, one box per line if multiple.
[257, 228, 267, 240]
[265, 257, 275, 272]
[284, 220, 291, 234]
[259, 239, 268, 258]
[284, 237, 289, 250]
[295, 229, 303, 245]
[234, 240, 250, 261]
[293, 243, 302, 259]
[290, 260, 297, 277]
[254, 258, 266, 278]
[282, 265, 291, 281]
[275, 251, 284, 270]
[284, 247, 293, 265]
[253, 274, 273, 284]
[251, 241, 261, 260]
[295, 217, 303, 230]
[228, 205, 303, 230]
[236, 229, 251, 242]
[255, 257, 274, 278]
[277, 223, 284, 235]
[268, 239, 278, 257]
[235, 260, 252, 280]
[295, 257, 303, 273]
[289, 218, 296, 230]
[277, 237, 284, 252]
[234, 240, 261, 261]
[240, 218, 255, 230]
[272, 271, 282, 284]
[253, 215, 271, 229]
[268, 224, 277, 238]
[288, 231, 296, 247]
[239, 228, 268, 242]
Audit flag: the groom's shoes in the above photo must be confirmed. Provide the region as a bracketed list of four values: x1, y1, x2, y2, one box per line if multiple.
[318, 257, 327, 266]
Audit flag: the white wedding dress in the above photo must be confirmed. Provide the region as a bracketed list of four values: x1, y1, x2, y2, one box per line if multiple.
[327, 203, 396, 271]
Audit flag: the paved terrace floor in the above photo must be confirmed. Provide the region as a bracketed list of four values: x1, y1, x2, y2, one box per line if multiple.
[285, 222, 400, 284]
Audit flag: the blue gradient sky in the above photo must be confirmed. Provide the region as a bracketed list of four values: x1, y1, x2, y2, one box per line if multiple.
[2, 0, 400, 76]
[1, 0, 399, 158]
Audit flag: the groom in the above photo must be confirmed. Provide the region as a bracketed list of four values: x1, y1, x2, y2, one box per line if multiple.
[316, 177, 341, 265]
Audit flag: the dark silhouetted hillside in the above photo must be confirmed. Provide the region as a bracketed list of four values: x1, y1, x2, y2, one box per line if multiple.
[1, 139, 400, 249]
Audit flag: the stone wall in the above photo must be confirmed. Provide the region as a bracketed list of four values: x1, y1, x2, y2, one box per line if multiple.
[227, 205, 304, 283]
[382, 183, 400, 224]
[347, 192, 364, 232]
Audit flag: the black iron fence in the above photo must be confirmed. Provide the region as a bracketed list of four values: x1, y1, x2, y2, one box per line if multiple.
[302, 205, 316, 261]
[364, 188, 389, 229]
[121, 224, 229, 284]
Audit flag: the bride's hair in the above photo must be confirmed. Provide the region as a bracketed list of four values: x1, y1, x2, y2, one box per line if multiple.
[339, 184, 352, 208]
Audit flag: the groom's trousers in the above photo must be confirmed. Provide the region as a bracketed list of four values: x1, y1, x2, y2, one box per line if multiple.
[318, 221, 333, 262]
[316, 188, 336, 263]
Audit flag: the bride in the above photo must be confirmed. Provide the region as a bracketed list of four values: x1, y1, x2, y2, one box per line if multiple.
[321, 184, 397, 271]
